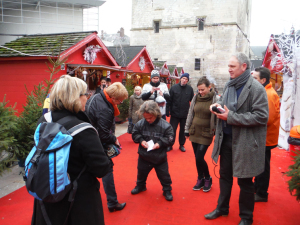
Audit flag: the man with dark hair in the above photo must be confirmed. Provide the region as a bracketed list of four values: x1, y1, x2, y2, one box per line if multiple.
[95, 77, 107, 94]
[205, 53, 269, 225]
[252, 67, 280, 202]
[167, 73, 194, 152]
[106, 78, 112, 87]
[142, 70, 170, 102]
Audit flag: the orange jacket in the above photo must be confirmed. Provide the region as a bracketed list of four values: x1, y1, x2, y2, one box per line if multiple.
[265, 83, 280, 146]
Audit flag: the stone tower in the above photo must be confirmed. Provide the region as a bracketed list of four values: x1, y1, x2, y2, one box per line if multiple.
[130, 0, 252, 91]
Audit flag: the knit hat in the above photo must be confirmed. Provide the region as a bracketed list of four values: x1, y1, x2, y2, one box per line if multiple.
[180, 73, 189, 81]
[151, 70, 160, 78]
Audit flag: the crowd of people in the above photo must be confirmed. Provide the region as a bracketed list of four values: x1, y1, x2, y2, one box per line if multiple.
[33, 52, 280, 225]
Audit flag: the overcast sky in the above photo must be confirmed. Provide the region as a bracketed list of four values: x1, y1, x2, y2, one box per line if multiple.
[98, 0, 300, 46]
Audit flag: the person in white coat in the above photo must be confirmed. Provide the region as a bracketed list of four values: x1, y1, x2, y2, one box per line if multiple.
[142, 70, 170, 103]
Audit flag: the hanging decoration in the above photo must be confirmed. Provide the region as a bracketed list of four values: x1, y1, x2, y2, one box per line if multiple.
[139, 56, 145, 71]
[83, 45, 102, 64]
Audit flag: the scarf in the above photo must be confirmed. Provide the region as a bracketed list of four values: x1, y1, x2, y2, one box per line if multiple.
[134, 93, 142, 99]
[104, 89, 120, 117]
[223, 69, 250, 112]
[196, 90, 214, 102]
[150, 81, 160, 87]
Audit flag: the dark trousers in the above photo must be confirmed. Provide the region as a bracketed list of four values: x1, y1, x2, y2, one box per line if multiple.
[191, 142, 210, 179]
[170, 116, 186, 146]
[254, 145, 275, 198]
[217, 134, 255, 223]
[136, 156, 172, 191]
[102, 165, 118, 207]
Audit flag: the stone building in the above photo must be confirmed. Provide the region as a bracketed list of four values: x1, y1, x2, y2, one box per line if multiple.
[130, 0, 252, 91]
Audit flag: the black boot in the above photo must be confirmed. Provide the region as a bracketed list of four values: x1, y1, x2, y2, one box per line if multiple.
[131, 186, 147, 195]
[163, 190, 173, 201]
[108, 202, 126, 212]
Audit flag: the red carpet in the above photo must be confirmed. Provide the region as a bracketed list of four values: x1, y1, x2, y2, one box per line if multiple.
[1, 132, 299, 225]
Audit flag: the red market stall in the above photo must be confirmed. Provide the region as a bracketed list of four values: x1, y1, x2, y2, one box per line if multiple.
[107, 46, 154, 87]
[0, 31, 129, 112]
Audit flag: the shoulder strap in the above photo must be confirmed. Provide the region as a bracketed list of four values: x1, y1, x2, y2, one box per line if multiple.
[68, 122, 98, 136]
[86, 93, 99, 116]
[44, 112, 98, 136]
[44, 112, 52, 122]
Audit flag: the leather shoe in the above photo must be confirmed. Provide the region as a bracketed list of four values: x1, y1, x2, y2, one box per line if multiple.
[167, 146, 173, 152]
[131, 186, 147, 195]
[254, 193, 268, 202]
[204, 209, 228, 220]
[179, 145, 186, 152]
[238, 219, 253, 225]
[108, 202, 126, 212]
[163, 190, 173, 201]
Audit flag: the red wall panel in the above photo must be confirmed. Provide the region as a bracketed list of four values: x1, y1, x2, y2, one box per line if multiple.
[0, 60, 62, 113]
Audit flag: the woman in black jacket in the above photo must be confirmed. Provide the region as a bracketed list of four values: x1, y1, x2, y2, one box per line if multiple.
[131, 101, 175, 201]
[31, 75, 111, 225]
[86, 82, 128, 212]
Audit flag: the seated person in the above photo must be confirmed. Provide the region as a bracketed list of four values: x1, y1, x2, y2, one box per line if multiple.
[131, 101, 174, 201]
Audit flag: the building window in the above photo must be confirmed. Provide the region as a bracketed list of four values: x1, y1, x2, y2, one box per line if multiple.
[195, 58, 201, 70]
[198, 18, 205, 31]
[154, 21, 160, 33]
[154, 58, 158, 61]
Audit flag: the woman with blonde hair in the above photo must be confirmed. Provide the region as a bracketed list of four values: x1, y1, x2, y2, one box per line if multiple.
[86, 82, 128, 212]
[31, 75, 111, 225]
[128, 86, 144, 133]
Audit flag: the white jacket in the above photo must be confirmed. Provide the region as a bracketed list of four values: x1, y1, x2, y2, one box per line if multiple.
[142, 82, 169, 101]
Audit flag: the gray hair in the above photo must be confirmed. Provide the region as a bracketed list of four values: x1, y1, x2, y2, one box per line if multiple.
[138, 101, 161, 119]
[232, 52, 250, 69]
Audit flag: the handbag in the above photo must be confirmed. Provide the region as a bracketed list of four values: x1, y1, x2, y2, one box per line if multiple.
[103, 144, 121, 158]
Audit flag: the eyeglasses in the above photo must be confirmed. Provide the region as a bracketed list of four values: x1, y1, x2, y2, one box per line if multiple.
[80, 93, 89, 97]
[116, 99, 123, 104]
[113, 98, 123, 104]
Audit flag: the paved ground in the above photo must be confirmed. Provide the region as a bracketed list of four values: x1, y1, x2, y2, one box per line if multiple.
[0, 121, 129, 198]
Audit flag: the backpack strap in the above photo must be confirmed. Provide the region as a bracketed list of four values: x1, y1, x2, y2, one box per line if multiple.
[68, 122, 98, 136]
[44, 112, 52, 122]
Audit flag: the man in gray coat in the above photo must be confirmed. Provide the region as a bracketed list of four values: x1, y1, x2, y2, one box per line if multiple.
[204, 53, 268, 225]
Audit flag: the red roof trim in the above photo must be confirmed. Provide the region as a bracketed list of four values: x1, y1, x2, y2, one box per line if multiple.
[127, 46, 155, 70]
[60, 32, 118, 66]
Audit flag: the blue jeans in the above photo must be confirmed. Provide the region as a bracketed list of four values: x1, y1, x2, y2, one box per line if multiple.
[102, 165, 118, 207]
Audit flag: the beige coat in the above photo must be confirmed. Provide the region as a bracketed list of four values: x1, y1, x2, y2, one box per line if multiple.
[128, 93, 144, 124]
[212, 76, 268, 178]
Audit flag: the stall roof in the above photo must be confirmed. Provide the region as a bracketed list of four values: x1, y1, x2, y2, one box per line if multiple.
[153, 60, 166, 69]
[0, 31, 97, 57]
[107, 46, 144, 67]
[177, 67, 184, 74]
[168, 65, 176, 75]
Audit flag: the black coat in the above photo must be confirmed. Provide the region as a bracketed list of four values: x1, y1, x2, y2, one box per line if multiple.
[31, 110, 111, 225]
[132, 118, 174, 164]
[86, 91, 116, 145]
[167, 83, 194, 118]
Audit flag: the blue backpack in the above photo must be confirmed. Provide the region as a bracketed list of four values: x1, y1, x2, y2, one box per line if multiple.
[24, 112, 97, 203]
